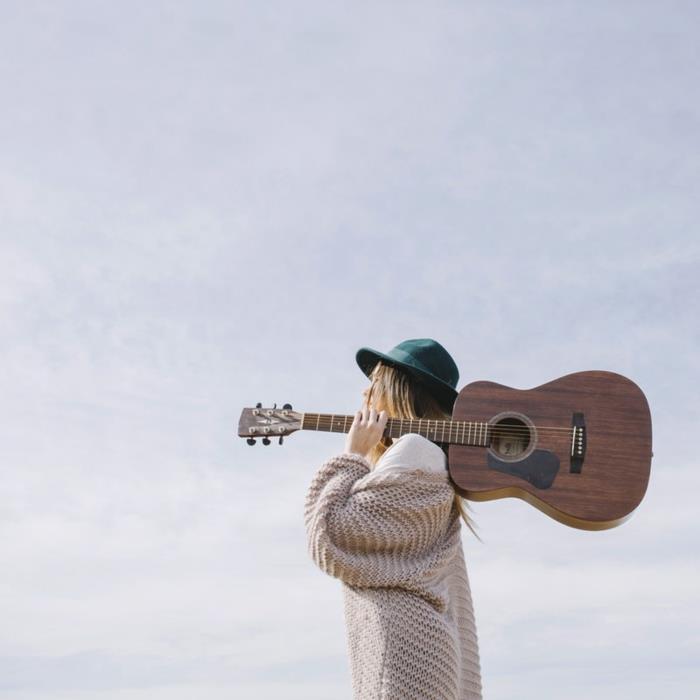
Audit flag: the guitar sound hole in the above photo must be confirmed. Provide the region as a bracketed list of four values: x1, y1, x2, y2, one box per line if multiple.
[491, 417, 531, 459]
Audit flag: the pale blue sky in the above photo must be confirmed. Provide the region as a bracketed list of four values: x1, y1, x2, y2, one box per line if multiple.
[1, 2, 699, 698]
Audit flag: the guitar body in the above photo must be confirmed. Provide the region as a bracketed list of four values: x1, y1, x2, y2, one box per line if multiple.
[448, 371, 652, 530]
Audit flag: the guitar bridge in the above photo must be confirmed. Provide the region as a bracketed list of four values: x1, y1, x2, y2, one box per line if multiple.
[570, 412, 586, 473]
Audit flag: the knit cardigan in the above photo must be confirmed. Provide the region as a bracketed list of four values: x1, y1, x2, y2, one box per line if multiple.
[305, 451, 482, 700]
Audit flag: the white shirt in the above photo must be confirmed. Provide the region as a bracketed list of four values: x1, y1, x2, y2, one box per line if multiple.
[374, 432, 447, 475]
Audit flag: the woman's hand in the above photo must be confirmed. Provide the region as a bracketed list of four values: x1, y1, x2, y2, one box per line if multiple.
[344, 407, 388, 458]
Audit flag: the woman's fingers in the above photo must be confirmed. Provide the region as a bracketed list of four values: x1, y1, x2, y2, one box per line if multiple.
[355, 406, 387, 425]
[345, 406, 388, 457]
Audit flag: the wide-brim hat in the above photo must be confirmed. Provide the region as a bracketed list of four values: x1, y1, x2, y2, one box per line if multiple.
[356, 338, 459, 414]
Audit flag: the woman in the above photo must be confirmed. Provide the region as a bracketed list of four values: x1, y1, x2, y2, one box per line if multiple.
[305, 338, 483, 700]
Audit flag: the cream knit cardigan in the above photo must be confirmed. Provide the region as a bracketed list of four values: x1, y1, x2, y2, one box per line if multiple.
[305, 440, 482, 700]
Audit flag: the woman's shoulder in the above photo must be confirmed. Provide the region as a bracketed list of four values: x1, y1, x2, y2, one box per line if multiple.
[374, 432, 447, 475]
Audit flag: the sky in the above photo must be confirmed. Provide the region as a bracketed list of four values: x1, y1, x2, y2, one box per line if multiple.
[1, 1, 699, 698]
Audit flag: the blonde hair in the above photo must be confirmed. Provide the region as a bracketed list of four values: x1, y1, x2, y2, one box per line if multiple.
[365, 362, 479, 538]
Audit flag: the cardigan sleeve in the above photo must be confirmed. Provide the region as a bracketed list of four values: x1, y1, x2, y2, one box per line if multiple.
[304, 452, 458, 590]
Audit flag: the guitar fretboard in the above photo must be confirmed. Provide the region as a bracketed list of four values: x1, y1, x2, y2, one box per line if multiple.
[300, 413, 491, 447]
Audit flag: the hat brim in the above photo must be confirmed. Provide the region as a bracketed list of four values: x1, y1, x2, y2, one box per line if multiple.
[355, 347, 458, 414]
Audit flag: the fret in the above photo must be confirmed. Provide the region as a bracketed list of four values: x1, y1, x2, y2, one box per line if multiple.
[299, 411, 494, 447]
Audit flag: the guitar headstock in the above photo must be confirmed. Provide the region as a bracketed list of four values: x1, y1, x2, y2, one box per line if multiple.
[238, 403, 302, 445]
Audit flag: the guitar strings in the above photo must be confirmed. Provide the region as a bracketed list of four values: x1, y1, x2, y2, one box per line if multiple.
[306, 415, 579, 432]
[303, 415, 582, 436]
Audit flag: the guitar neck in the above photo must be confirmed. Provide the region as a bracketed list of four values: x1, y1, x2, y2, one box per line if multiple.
[300, 412, 492, 447]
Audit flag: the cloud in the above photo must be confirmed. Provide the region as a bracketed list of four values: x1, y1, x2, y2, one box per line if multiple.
[1, 1, 698, 698]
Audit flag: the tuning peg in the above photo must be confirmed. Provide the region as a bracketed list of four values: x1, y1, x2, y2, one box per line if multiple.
[272, 403, 277, 409]
[278, 436, 284, 445]
[262, 437, 271, 445]
[255, 402, 262, 408]
[283, 403, 292, 410]
[247, 438, 257, 446]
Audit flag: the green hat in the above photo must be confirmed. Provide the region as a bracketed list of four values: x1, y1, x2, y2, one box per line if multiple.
[355, 338, 459, 413]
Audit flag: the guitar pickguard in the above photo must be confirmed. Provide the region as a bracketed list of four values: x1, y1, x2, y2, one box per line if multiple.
[487, 450, 560, 490]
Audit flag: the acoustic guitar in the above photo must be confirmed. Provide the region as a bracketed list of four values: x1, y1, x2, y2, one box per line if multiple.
[238, 371, 652, 530]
